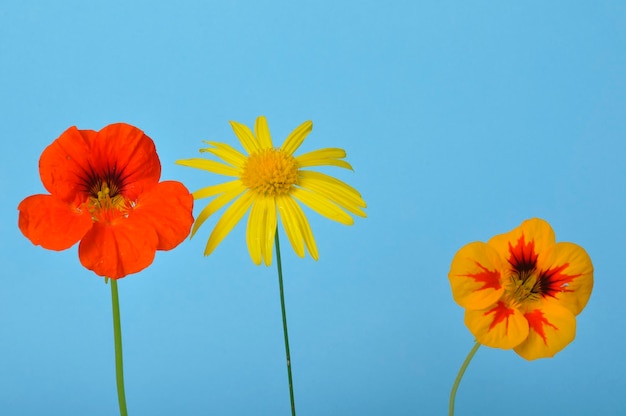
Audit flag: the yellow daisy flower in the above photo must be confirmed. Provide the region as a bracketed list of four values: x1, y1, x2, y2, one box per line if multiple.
[176, 116, 367, 265]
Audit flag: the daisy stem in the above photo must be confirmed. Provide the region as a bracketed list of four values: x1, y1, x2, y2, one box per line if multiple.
[449, 341, 480, 416]
[110, 279, 128, 416]
[274, 229, 297, 416]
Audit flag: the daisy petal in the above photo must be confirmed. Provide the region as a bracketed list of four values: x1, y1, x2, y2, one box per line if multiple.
[298, 171, 367, 217]
[255, 116, 274, 149]
[205, 190, 255, 256]
[200, 141, 248, 167]
[230, 120, 260, 154]
[281, 120, 313, 156]
[278, 195, 318, 260]
[175, 158, 240, 177]
[296, 148, 353, 170]
[291, 187, 353, 225]
[192, 182, 247, 238]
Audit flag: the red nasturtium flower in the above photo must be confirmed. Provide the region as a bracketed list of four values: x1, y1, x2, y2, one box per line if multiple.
[448, 218, 593, 360]
[18, 123, 194, 279]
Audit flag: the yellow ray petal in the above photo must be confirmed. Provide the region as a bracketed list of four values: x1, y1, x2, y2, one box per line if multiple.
[296, 148, 353, 170]
[204, 190, 255, 256]
[193, 180, 242, 200]
[298, 171, 367, 217]
[291, 187, 354, 225]
[246, 197, 277, 266]
[254, 116, 274, 149]
[465, 302, 529, 349]
[514, 300, 576, 360]
[191, 182, 247, 238]
[281, 120, 313, 156]
[200, 141, 247, 168]
[448, 242, 507, 310]
[176, 158, 240, 177]
[230, 120, 260, 155]
[276, 195, 305, 258]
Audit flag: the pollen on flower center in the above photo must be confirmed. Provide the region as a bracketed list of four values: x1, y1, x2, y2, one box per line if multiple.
[241, 148, 299, 196]
[506, 269, 543, 307]
[86, 178, 128, 220]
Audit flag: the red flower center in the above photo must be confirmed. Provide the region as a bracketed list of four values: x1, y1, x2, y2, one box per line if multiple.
[82, 166, 130, 221]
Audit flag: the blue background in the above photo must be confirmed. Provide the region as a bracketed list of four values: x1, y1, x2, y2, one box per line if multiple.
[1, 1, 625, 415]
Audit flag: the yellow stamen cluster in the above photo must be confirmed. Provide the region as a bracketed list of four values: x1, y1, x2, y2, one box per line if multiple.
[241, 148, 299, 197]
[506, 270, 541, 308]
[87, 181, 127, 220]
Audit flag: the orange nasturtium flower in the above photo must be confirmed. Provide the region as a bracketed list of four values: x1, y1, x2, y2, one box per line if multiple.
[18, 123, 194, 279]
[176, 115, 366, 265]
[448, 218, 593, 360]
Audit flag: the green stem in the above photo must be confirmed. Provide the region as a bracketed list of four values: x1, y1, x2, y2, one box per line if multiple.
[449, 341, 481, 416]
[110, 279, 128, 416]
[274, 229, 296, 416]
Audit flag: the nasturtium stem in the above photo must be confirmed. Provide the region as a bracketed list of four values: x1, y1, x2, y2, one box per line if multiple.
[274, 229, 296, 416]
[449, 341, 481, 416]
[110, 279, 128, 416]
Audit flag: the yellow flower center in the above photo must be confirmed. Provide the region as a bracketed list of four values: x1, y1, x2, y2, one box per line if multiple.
[241, 148, 299, 196]
[506, 269, 542, 308]
[87, 180, 128, 220]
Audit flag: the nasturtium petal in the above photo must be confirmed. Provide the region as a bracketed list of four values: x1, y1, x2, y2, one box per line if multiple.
[134, 181, 194, 251]
[281, 120, 313, 156]
[18, 194, 92, 251]
[465, 302, 529, 349]
[488, 218, 556, 265]
[538, 242, 594, 316]
[449, 242, 506, 310]
[514, 301, 576, 360]
[78, 219, 158, 279]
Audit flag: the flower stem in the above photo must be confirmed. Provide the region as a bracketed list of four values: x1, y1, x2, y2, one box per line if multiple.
[110, 279, 128, 416]
[274, 229, 296, 416]
[449, 341, 480, 416]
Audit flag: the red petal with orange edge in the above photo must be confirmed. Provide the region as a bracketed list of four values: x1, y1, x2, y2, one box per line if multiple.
[134, 180, 194, 251]
[78, 220, 158, 279]
[18, 194, 92, 251]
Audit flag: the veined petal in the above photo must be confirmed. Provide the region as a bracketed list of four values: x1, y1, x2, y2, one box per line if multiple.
[277, 195, 318, 260]
[78, 219, 158, 279]
[18, 194, 92, 251]
[291, 187, 354, 225]
[133, 181, 194, 250]
[298, 171, 366, 217]
[465, 302, 529, 349]
[448, 242, 507, 310]
[246, 197, 277, 266]
[538, 242, 593, 316]
[230, 120, 260, 155]
[193, 180, 242, 200]
[200, 141, 247, 168]
[204, 190, 255, 256]
[176, 158, 240, 177]
[488, 218, 556, 267]
[255, 116, 274, 149]
[281, 120, 313, 156]
[191, 182, 247, 238]
[514, 301, 576, 360]
[296, 148, 353, 170]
